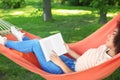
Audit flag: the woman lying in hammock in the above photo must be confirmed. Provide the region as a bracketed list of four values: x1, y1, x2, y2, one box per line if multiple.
[0, 22, 120, 74]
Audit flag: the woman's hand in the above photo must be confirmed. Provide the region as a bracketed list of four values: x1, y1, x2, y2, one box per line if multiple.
[64, 43, 80, 59]
[50, 51, 63, 66]
[64, 43, 70, 52]
[49, 50, 74, 73]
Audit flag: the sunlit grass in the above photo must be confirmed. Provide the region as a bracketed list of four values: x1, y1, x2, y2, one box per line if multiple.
[107, 13, 120, 17]
[11, 11, 24, 15]
[0, 3, 119, 19]
[0, 9, 92, 18]
[0, 6, 38, 18]
[52, 9, 91, 16]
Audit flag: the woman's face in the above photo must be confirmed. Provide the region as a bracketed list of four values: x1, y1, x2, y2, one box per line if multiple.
[106, 29, 118, 49]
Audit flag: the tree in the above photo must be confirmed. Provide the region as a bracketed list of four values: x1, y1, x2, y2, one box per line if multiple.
[43, 0, 52, 21]
[81, 0, 119, 24]
[90, 0, 109, 24]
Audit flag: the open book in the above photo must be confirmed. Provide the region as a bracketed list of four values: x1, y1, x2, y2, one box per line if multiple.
[39, 33, 67, 62]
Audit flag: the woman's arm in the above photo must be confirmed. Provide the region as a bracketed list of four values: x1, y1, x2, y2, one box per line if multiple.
[67, 50, 80, 59]
[50, 52, 73, 73]
[65, 44, 80, 59]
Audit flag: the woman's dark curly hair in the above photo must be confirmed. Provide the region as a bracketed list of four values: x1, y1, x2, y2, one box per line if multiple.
[113, 21, 120, 54]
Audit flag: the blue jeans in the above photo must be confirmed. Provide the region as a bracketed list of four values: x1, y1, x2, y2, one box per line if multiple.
[5, 36, 75, 74]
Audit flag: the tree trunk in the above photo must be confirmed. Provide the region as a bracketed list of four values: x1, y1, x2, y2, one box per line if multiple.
[43, 0, 52, 21]
[99, 9, 107, 24]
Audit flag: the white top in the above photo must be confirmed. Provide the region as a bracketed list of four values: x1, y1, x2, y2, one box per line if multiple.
[75, 45, 112, 72]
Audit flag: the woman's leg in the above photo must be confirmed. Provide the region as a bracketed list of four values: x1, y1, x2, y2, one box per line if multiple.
[5, 39, 37, 52]
[5, 39, 65, 74]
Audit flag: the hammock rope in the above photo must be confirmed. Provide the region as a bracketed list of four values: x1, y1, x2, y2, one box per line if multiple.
[0, 19, 22, 35]
[0, 14, 120, 80]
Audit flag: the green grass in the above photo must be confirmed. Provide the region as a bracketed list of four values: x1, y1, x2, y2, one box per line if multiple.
[0, 0, 120, 80]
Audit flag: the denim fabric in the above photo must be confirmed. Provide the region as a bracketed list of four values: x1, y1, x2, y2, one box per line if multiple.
[5, 36, 75, 74]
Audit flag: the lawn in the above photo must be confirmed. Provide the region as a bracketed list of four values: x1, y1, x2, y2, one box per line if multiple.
[0, 0, 120, 80]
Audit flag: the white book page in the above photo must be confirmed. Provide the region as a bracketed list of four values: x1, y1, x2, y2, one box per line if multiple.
[50, 33, 67, 56]
[39, 37, 53, 61]
[39, 33, 67, 62]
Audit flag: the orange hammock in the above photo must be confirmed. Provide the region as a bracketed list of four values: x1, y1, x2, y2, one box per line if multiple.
[0, 14, 120, 80]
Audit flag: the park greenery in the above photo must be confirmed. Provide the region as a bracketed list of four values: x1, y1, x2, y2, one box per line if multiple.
[0, 0, 120, 23]
[0, 0, 120, 80]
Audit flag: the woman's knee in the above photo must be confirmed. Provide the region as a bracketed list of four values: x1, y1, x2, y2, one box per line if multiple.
[30, 39, 40, 46]
[41, 61, 64, 74]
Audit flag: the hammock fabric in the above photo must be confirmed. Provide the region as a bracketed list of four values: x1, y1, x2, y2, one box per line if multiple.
[0, 14, 120, 80]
